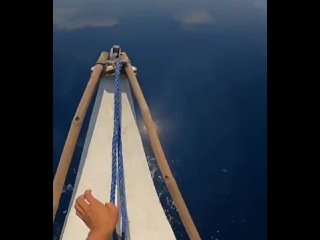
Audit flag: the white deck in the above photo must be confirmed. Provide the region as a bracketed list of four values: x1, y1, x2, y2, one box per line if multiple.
[60, 75, 176, 240]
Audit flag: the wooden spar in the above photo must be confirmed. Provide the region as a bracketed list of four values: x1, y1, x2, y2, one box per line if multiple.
[122, 52, 201, 240]
[53, 52, 109, 222]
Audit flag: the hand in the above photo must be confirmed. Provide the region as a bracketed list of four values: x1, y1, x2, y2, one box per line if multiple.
[75, 190, 119, 240]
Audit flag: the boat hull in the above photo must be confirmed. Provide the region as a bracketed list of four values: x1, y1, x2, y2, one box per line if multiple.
[60, 75, 176, 240]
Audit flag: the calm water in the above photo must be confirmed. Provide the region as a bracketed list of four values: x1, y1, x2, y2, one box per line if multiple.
[53, 0, 267, 239]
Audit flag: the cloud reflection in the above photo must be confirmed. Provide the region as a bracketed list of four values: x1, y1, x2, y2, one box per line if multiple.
[179, 10, 215, 25]
[53, 0, 266, 30]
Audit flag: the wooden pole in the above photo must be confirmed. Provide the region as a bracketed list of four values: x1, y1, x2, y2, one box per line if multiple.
[53, 52, 109, 222]
[122, 52, 201, 239]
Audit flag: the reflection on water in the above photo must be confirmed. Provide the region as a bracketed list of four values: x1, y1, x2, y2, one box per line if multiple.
[54, 0, 266, 239]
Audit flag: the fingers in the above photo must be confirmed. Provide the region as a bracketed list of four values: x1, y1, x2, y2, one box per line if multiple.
[75, 194, 91, 228]
[75, 210, 91, 229]
[75, 210, 84, 220]
[76, 194, 90, 212]
[75, 203, 85, 217]
[84, 189, 97, 205]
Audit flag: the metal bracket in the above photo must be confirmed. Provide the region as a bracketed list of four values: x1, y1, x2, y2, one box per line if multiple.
[91, 45, 137, 75]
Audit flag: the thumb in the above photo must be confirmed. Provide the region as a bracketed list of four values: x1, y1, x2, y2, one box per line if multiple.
[105, 203, 119, 217]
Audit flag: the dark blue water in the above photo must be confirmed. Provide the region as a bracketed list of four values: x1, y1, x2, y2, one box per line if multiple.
[53, 0, 267, 239]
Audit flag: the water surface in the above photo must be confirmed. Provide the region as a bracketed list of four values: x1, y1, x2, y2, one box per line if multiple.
[53, 0, 267, 239]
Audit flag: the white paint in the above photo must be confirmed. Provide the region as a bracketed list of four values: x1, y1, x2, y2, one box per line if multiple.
[60, 76, 176, 239]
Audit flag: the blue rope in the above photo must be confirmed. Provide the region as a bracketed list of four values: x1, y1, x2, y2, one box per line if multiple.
[110, 60, 120, 204]
[110, 59, 129, 239]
